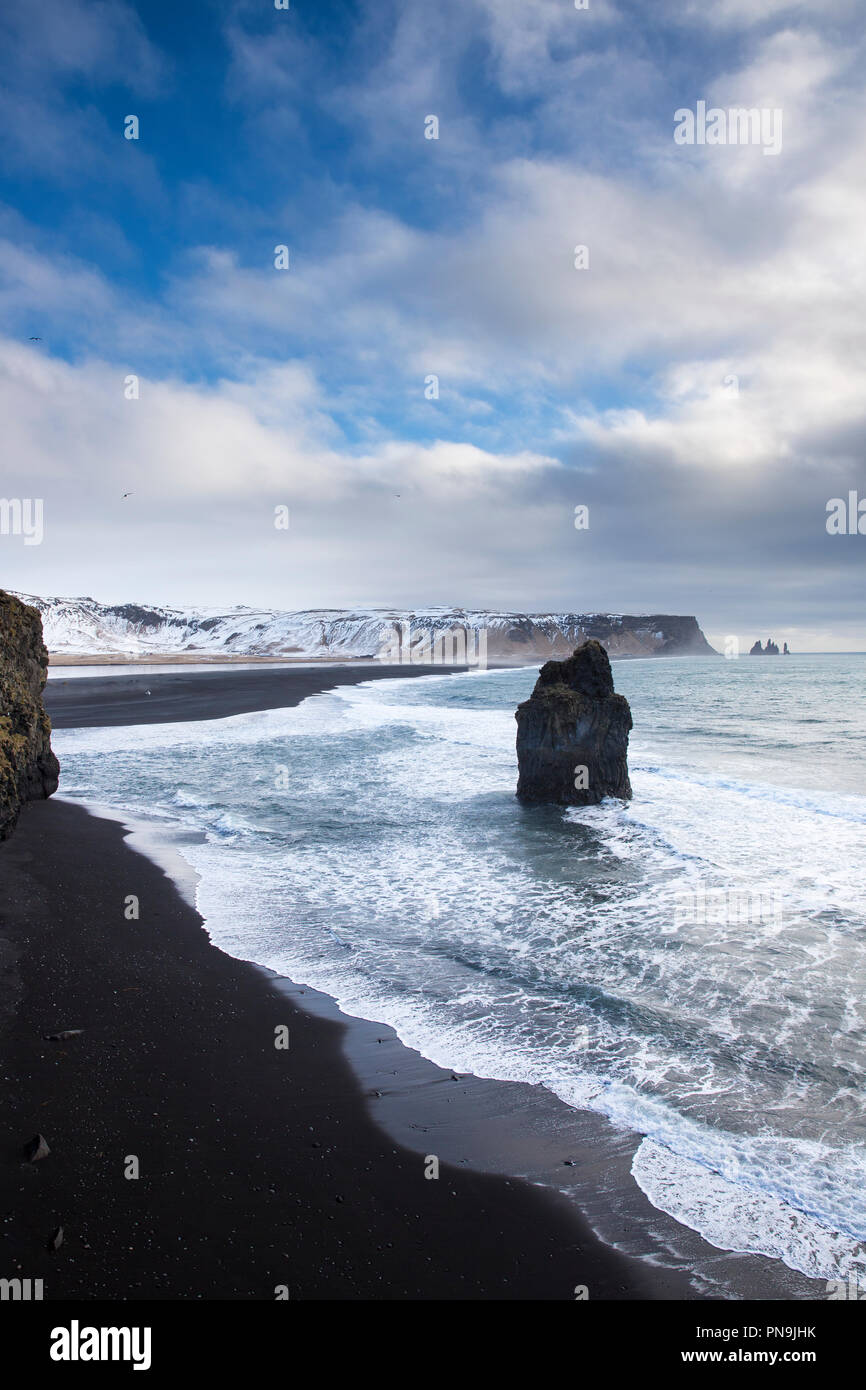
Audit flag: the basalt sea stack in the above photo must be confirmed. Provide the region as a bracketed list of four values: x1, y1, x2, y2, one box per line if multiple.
[0, 588, 60, 838]
[515, 640, 632, 805]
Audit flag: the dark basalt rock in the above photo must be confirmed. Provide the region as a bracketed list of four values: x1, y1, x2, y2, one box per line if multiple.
[0, 590, 60, 839]
[515, 640, 632, 805]
[22, 1133, 50, 1162]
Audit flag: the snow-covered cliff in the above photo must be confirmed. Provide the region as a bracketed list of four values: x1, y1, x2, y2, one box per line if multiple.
[12, 593, 717, 662]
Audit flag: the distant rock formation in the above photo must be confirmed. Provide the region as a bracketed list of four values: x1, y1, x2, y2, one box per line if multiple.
[515, 640, 632, 805]
[783, 642, 790, 654]
[0, 590, 59, 839]
[12, 591, 719, 663]
[750, 638, 781, 655]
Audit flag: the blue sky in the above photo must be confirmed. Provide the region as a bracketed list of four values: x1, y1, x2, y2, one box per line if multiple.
[1, 0, 864, 648]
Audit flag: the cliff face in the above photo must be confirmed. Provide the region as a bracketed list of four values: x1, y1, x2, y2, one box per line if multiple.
[515, 640, 632, 805]
[12, 592, 718, 663]
[0, 590, 60, 839]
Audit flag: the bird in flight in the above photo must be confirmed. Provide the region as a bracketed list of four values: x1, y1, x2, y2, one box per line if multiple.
[29, 336, 41, 341]
[121, 491, 134, 499]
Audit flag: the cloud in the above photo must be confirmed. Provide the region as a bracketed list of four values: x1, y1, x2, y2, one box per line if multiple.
[0, 0, 164, 86]
[0, 0, 166, 187]
[1, 0, 865, 646]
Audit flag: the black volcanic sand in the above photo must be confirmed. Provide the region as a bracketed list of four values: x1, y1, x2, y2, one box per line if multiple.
[2, 663, 817, 1302]
[44, 662, 468, 728]
[0, 663, 682, 1301]
[0, 797, 671, 1301]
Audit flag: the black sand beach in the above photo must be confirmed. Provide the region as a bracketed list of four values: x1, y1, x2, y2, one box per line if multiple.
[43, 662, 468, 729]
[0, 664, 678, 1301]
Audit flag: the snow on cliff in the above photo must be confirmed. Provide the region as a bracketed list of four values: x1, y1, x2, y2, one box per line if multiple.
[11, 592, 717, 661]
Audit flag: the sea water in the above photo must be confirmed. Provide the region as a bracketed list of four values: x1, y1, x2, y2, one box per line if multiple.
[52, 654, 866, 1283]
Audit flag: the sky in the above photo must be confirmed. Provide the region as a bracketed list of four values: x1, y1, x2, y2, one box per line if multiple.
[0, 0, 864, 651]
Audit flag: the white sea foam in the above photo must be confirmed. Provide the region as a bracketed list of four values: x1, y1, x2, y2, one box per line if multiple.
[632, 1139, 866, 1281]
[51, 659, 866, 1284]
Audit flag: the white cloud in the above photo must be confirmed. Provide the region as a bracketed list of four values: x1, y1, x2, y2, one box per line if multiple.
[2, 0, 865, 643]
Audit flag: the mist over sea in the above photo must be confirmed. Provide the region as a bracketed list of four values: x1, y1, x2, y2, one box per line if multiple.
[54, 654, 866, 1282]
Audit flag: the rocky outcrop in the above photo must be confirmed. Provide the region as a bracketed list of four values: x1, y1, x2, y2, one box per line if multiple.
[515, 640, 632, 805]
[750, 638, 780, 655]
[0, 590, 60, 839]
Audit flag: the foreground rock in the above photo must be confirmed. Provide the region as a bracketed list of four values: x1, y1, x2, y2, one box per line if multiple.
[515, 640, 632, 805]
[0, 590, 60, 838]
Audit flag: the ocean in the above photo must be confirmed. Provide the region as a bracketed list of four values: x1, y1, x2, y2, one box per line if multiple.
[52, 654, 866, 1285]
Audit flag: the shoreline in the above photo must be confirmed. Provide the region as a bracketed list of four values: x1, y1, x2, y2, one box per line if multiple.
[3, 663, 827, 1300]
[88, 794, 825, 1304]
[46, 650, 720, 670]
[43, 662, 470, 729]
[0, 796, 669, 1300]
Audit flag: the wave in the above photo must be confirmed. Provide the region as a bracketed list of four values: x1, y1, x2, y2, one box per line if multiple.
[50, 662, 866, 1285]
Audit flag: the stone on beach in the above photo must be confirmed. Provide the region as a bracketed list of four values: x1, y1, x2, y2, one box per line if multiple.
[23, 1133, 51, 1162]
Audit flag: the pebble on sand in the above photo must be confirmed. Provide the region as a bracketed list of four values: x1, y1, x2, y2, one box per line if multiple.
[22, 1134, 50, 1162]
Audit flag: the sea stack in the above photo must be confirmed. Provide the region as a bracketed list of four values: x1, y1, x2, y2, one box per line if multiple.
[0, 589, 60, 839]
[515, 639, 632, 805]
